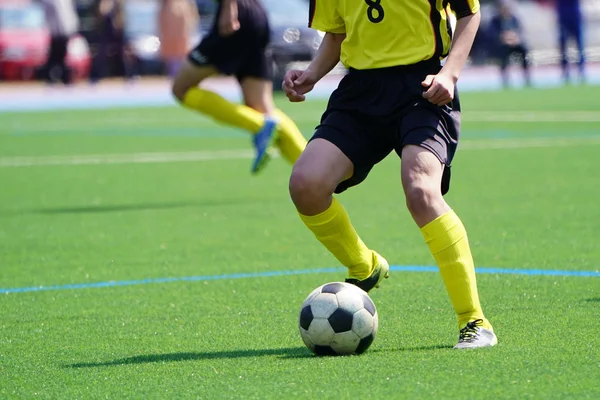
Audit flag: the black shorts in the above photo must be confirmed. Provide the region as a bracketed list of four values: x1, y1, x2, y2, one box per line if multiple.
[312, 59, 460, 195]
[188, 1, 272, 81]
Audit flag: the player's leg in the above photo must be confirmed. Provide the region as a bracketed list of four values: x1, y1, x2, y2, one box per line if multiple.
[573, 23, 586, 80]
[42, 36, 60, 83]
[498, 45, 511, 88]
[172, 60, 270, 134]
[289, 113, 391, 292]
[239, 77, 307, 169]
[558, 23, 570, 83]
[238, 76, 279, 173]
[56, 36, 71, 85]
[516, 45, 531, 87]
[399, 105, 496, 348]
[235, 11, 308, 172]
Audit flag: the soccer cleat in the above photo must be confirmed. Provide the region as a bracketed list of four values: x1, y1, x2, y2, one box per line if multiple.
[345, 252, 390, 293]
[251, 117, 278, 174]
[453, 319, 498, 349]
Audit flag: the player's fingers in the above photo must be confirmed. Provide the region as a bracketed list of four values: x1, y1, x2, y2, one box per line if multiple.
[293, 73, 310, 86]
[283, 70, 300, 87]
[422, 83, 439, 99]
[288, 94, 306, 103]
[282, 86, 296, 98]
[431, 96, 448, 106]
[432, 87, 453, 105]
[429, 92, 446, 105]
[421, 74, 435, 88]
[432, 92, 452, 106]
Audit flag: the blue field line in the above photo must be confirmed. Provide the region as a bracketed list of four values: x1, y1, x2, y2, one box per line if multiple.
[1, 265, 599, 295]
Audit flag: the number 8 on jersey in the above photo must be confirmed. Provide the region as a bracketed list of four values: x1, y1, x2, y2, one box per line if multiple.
[365, 0, 385, 23]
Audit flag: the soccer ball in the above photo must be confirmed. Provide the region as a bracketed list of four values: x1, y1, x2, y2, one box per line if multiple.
[298, 282, 378, 356]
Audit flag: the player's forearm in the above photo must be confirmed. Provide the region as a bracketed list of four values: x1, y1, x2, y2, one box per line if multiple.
[306, 32, 345, 82]
[440, 12, 481, 82]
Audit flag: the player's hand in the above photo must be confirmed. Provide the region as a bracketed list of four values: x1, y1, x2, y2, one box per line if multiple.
[282, 70, 317, 102]
[421, 73, 455, 106]
[218, 10, 240, 37]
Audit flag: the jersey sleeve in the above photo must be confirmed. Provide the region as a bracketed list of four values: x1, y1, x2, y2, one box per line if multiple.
[308, 0, 345, 34]
[449, 0, 480, 19]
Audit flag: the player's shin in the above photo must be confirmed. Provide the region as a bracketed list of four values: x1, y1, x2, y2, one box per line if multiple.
[182, 87, 265, 133]
[421, 210, 492, 329]
[299, 197, 374, 280]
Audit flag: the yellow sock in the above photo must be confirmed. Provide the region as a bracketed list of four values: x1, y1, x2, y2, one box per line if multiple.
[272, 109, 307, 164]
[299, 197, 374, 280]
[421, 211, 491, 329]
[182, 87, 264, 133]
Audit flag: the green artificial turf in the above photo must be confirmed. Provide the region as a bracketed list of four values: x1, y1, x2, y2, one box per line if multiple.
[0, 85, 599, 399]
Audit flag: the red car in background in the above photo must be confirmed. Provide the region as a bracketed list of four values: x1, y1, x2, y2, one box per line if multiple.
[0, 1, 91, 81]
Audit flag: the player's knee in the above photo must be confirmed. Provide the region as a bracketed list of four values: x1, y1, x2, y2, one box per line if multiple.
[171, 81, 187, 103]
[244, 98, 270, 114]
[404, 181, 440, 217]
[289, 166, 332, 205]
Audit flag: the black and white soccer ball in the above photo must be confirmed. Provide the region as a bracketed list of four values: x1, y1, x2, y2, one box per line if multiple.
[298, 282, 378, 356]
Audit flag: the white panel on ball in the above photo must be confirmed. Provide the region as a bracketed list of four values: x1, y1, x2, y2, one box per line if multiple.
[310, 293, 338, 318]
[301, 286, 323, 307]
[307, 318, 335, 345]
[330, 331, 361, 354]
[352, 309, 377, 339]
[335, 288, 365, 314]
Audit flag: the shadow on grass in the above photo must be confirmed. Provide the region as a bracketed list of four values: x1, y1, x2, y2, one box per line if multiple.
[67, 347, 313, 368]
[68, 344, 454, 368]
[1, 198, 267, 216]
[395, 344, 452, 352]
[584, 298, 600, 303]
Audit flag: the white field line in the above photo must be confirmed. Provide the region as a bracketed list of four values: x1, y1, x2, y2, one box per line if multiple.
[0, 149, 255, 167]
[1, 136, 600, 168]
[466, 111, 600, 122]
[3, 111, 600, 135]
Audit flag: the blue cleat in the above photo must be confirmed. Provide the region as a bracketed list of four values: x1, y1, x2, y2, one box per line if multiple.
[251, 117, 278, 174]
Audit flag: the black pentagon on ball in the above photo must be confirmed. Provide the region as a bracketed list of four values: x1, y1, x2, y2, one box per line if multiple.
[321, 282, 347, 294]
[361, 293, 377, 316]
[328, 308, 354, 333]
[313, 345, 339, 356]
[355, 334, 375, 354]
[299, 305, 313, 330]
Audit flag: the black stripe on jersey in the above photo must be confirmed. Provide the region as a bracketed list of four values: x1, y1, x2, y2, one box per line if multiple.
[442, 0, 452, 56]
[449, 0, 477, 18]
[428, 0, 444, 59]
[308, 0, 316, 28]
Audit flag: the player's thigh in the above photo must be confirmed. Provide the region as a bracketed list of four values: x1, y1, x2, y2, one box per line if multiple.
[171, 60, 218, 101]
[400, 144, 445, 194]
[290, 138, 354, 196]
[398, 104, 459, 195]
[239, 77, 275, 114]
[305, 111, 393, 195]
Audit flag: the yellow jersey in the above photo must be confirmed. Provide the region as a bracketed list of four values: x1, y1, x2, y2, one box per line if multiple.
[308, 0, 480, 69]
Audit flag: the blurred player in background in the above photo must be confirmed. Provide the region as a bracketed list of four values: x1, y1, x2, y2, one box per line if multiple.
[555, 0, 586, 83]
[489, 0, 531, 88]
[171, 0, 307, 174]
[283, 0, 497, 349]
[158, 0, 199, 79]
[36, 0, 79, 85]
[90, 0, 136, 83]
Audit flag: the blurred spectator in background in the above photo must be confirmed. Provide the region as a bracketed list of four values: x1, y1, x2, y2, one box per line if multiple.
[36, 0, 79, 85]
[489, 0, 531, 88]
[90, 0, 135, 83]
[159, 0, 199, 79]
[555, 0, 585, 83]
